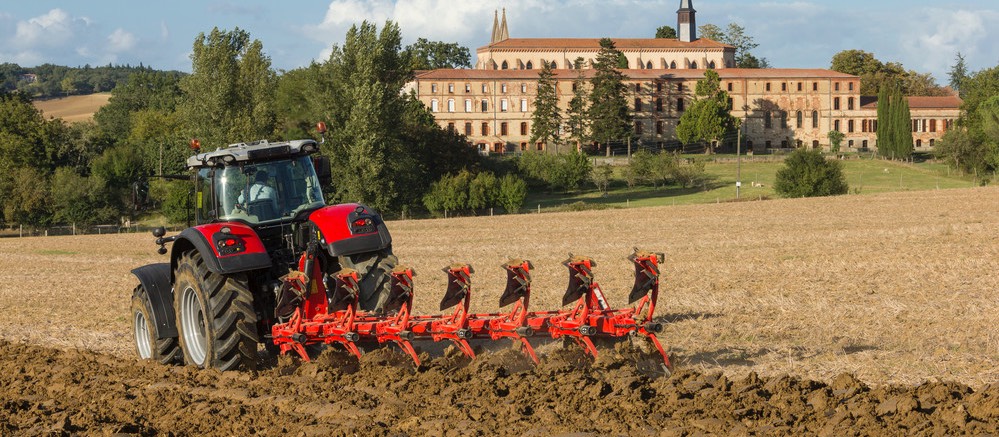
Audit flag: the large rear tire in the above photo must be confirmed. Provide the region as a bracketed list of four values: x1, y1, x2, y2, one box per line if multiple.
[173, 250, 259, 371]
[130, 284, 182, 365]
[339, 249, 398, 313]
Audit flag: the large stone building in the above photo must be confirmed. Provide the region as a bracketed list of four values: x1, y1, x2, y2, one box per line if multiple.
[411, 1, 961, 154]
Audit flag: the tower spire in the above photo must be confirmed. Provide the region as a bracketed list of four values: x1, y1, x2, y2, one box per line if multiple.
[678, 0, 697, 42]
[499, 8, 509, 41]
[491, 10, 500, 44]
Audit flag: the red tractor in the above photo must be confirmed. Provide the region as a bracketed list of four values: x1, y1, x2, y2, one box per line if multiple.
[131, 134, 671, 372]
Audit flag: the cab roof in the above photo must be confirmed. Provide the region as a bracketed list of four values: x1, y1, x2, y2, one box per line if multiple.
[186, 139, 320, 169]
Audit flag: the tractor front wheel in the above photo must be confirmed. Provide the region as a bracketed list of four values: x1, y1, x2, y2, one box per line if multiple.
[130, 284, 182, 364]
[173, 251, 259, 371]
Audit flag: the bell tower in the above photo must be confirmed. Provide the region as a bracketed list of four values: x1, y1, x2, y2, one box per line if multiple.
[678, 0, 697, 42]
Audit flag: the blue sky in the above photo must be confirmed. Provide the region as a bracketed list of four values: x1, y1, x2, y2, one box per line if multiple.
[2, 1, 997, 84]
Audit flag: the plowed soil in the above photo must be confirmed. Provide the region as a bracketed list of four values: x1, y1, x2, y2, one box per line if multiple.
[2, 187, 998, 435]
[2, 340, 998, 436]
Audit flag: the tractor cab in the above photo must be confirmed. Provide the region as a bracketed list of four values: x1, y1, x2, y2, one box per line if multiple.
[187, 139, 330, 226]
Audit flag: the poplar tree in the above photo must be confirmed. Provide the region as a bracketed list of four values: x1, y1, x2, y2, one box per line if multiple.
[876, 85, 893, 158]
[530, 62, 562, 152]
[587, 38, 631, 154]
[893, 85, 913, 159]
[565, 59, 589, 151]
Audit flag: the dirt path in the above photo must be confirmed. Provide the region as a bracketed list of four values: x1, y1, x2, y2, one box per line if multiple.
[2, 340, 996, 436]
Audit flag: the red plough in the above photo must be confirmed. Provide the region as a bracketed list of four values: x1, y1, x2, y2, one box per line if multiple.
[271, 249, 671, 370]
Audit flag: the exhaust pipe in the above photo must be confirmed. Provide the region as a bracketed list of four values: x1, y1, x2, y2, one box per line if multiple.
[644, 322, 663, 333]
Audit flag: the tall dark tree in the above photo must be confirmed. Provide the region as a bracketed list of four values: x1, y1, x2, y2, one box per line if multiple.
[655, 26, 677, 39]
[892, 85, 913, 159]
[876, 85, 892, 157]
[529, 62, 562, 152]
[949, 52, 968, 96]
[587, 38, 631, 154]
[403, 38, 472, 70]
[565, 59, 589, 151]
[178, 27, 277, 148]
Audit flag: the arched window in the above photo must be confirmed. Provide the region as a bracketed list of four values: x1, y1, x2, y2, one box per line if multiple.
[501, 60, 509, 70]
[796, 111, 803, 128]
[812, 111, 819, 128]
[646, 61, 653, 69]
[520, 122, 528, 135]
[690, 61, 698, 69]
[526, 61, 533, 70]
[812, 140, 820, 149]
[430, 99, 439, 112]
[481, 122, 489, 135]
[708, 61, 716, 69]
[670, 61, 677, 69]
[447, 99, 454, 112]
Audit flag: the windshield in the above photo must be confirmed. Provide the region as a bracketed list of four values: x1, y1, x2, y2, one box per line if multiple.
[212, 156, 325, 224]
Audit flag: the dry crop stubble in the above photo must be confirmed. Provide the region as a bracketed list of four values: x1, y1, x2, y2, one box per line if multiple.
[0, 186, 996, 386]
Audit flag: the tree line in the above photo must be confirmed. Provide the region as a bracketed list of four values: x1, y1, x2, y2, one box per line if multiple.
[0, 62, 169, 99]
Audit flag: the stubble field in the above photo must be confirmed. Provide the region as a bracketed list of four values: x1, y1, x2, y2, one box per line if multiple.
[1, 187, 997, 435]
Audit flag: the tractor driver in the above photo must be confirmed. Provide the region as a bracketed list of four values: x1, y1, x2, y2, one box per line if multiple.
[237, 170, 279, 219]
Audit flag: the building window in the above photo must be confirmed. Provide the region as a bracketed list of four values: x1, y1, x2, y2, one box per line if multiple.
[812, 111, 819, 128]
[656, 97, 663, 112]
[572, 83, 577, 92]
[727, 83, 733, 92]
[849, 82, 854, 91]
[501, 83, 507, 93]
[781, 112, 788, 129]
[848, 140, 854, 148]
[834, 97, 840, 110]
[727, 98, 733, 110]
[797, 82, 803, 92]
[862, 119, 868, 132]
[431, 84, 438, 93]
[863, 140, 869, 148]
[677, 83, 683, 92]
[657, 82, 663, 92]
[447, 99, 455, 112]
[482, 84, 488, 93]
[656, 120, 664, 135]
[813, 140, 820, 149]
[766, 82, 771, 92]
[835, 82, 840, 91]
[670, 61, 677, 69]
[481, 100, 488, 112]
[464, 122, 472, 135]
[635, 121, 643, 135]
[501, 122, 508, 136]
[796, 111, 803, 128]
[448, 83, 454, 93]
[481, 122, 489, 135]
[526, 61, 533, 70]
[634, 98, 642, 111]
[916, 139, 922, 147]
[848, 97, 854, 110]
[930, 119, 937, 132]
[690, 61, 697, 69]
[635, 83, 642, 92]
[431, 99, 439, 112]
[764, 111, 772, 129]
[520, 122, 528, 135]
[930, 139, 935, 147]
[465, 83, 471, 93]
[677, 98, 684, 112]
[521, 83, 527, 93]
[465, 99, 472, 112]
[520, 99, 528, 112]
[501, 61, 509, 70]
[781, 82, 787, 92]
[500, 99, 508, 112]
[447, 122, 455, 131]
[813, 82, 818, 91]
[833, 120, 840, 131]
[848, 119, 854, 133]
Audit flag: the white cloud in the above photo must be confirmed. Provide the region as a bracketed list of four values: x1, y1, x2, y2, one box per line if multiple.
[902, 8, 999, 79]
[13, 9, 84, 48]
[160, 21, 170, 40]
[107, 28, 137, 52]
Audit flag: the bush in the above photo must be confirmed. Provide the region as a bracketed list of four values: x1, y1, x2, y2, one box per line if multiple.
[498, 174, 527, 214]
[774, 149, 849, 197]
[516, 151, 592, 192]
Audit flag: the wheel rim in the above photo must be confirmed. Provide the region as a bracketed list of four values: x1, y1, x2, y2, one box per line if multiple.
[180, 286, 208, 366]
[134, 310, 153, 359]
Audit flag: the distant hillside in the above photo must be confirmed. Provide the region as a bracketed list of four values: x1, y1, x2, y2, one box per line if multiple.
[33, 93, 112, 123]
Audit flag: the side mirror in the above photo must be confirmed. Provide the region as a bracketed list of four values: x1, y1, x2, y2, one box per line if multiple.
[313, 155, 332, 187]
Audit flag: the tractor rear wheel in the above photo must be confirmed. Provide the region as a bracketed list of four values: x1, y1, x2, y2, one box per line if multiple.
[173, 250, 259, 371]
[339, 249, 398, 313]
[130, 284, 182, 365]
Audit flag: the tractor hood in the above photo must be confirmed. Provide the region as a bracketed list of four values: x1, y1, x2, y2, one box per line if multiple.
[309, 203, 392, 257]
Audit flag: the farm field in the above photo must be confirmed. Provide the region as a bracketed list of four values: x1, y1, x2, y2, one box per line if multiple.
[1, 186, 997, 434]
[31, 93, 111, 123]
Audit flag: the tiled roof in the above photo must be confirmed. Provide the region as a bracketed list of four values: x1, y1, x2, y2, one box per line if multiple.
[415, 68, 858, 80]
[477, 37, 734, 52]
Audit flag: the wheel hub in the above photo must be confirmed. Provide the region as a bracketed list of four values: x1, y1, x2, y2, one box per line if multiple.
[180, 286, 209, 366]
[134, 311, 152, 359]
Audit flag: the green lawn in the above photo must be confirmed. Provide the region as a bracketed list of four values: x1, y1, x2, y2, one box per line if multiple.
[525, 156, 979, 211]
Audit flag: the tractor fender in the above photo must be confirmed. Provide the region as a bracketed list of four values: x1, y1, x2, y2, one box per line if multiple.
[131, 263, 178, 338]
[170, 222, 272, 278]
[309, 203, 392, 257]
